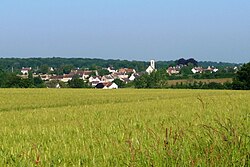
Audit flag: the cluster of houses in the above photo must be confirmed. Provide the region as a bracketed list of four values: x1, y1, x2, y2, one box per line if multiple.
[19, 60, 157, 89]
[167, 65, 219, 75]
[20, 59, 231, 88]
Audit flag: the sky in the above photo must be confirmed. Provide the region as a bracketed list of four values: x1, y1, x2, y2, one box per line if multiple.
[0, 0, 249, 63]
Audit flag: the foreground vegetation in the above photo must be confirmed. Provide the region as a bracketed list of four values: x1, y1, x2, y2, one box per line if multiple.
[0, 89, 249, 166]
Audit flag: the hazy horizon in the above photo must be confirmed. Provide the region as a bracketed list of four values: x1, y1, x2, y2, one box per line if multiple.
[0, 0, 249, 63]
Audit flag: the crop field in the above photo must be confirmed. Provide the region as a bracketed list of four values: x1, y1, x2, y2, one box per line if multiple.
[0, 89, 249, 166]
[167, 78, 233, 86]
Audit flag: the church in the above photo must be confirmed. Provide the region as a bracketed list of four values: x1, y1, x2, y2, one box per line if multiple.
[146, 60, 156, 74]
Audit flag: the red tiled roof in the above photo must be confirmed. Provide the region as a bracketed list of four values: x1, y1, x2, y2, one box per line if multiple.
[50, 76, 63, 80]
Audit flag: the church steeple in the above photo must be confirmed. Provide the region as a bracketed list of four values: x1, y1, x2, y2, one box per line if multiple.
[150, 60, 155, 69]
[146, 59, 156, 74]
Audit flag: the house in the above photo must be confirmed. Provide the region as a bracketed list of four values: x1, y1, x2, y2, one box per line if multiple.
[191, 67, 204, 74]
[70, 70, 93, 79]
[192, 66, 219, 74]
[61, 74, 74, 82]
[75, 70, 93, 80]
[146, 60, 156, 74]
[120, 78, 130, 84]
[21, 67, 32, 75]
[95, 82, 118, 89]
[89, 76, 101, 87]
[89, 76, 101, 83]
[118, 68, 136, 74]
[80, 71, 93, 79]
[91, 81, 101, 87]
[167, 66, 180, 75]
[101, 75, 114, 82]
[104, 82, 118, 89]
[49, 75, 64, 81]
[129, 72, 143, 81]
[206, 66, 219, 73]
[112, 72, 129, 80]
[40, 74, 51, 81]
[107, 67, 117, 73]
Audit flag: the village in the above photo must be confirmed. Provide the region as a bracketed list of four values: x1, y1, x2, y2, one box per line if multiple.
[17, 60, 235, 89]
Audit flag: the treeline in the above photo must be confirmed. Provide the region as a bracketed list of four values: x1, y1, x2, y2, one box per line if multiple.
[0, 57, 239, 72]
[0, 57, 149, 72]
[198, 61, 240, 68]
[0, 71, 45, 88]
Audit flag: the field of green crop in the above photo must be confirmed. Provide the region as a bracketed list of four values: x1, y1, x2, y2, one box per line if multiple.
[0, 89, 249, 166]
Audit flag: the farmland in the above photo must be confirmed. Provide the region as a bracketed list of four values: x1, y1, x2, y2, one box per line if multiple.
[0, 89, 249, 166]
[167, 78, 233, 86]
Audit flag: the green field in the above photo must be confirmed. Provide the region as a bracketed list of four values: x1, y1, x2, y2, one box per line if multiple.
[0, 89, 249, 166]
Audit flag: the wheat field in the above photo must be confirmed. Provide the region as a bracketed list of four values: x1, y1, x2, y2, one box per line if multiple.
[0, 89, 249, 166]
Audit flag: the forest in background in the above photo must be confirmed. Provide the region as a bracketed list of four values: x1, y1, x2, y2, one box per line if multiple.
[0, 57, 240, 72]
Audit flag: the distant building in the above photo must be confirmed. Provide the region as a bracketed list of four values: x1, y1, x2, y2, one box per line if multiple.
[118, 68, 136, 74]
[191, 67, 203, 74]
[101, 75, 114, 82]
[146, 60, 156, 74]
[167, 66, 181, 75]
[95, 82, 118, 89]
[191, 66, 219, 74]
[21, 67, 32, 75]
[107, 67, 117, 73]
[129, 72, 144, 81]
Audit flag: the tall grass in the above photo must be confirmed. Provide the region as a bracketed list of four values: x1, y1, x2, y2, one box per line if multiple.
[0, 89, 249, 166]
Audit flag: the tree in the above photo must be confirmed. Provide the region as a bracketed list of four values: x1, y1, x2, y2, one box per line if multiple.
[177, 58, 187, 65]
[68, 75, 89, 88]
[134, 74, 149, 88]
[97, 69, 110, 76]
[113, 78, 125, 88]
[34, 77, 46, 88]
[232, 62, 250, 90]
[176, 58, 198, 66]
[39, 65, 49, 74]
[187, 58, 198, 66]
[0, 69, 6, 87]
[180, 64, 193, 75]
[134, 69, 168, 88]
[4, 73, 22, 88]
[61, 64, 74, 74]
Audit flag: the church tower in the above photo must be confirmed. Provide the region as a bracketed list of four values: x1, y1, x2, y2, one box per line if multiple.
[150, 60, 155, 69]
[146, 59, 156, 74]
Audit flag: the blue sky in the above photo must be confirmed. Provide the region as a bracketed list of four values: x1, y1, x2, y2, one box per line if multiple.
[0, 0, 249, 63]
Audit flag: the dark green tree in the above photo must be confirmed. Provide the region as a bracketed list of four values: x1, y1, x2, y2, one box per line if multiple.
[39, 65, 49, 74]
[97, 69, 110, 76]
[34, 77, 46, 88]
[134, 69, 168, 88]
[134, 74, 149, 88]
[60, 64, 74, 74]
[68, 75, 89, 88]
[4, 73, 22, 88]
[113, 78, 125, 88]
[0, 69, 6, 87]
[180, 64, 194, 75]
[232, 62, 250, 90]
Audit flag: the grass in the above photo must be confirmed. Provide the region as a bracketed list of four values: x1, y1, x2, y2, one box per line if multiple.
[0, 89, 249, 166]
